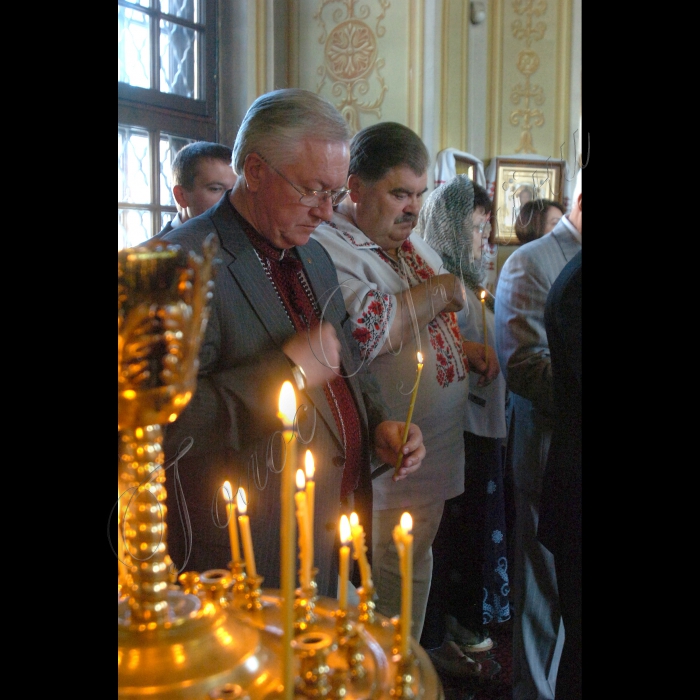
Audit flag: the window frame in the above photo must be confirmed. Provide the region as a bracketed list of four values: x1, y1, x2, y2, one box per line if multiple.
[117, 0, 218, 141]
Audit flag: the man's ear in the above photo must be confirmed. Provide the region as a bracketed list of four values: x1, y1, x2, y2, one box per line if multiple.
[242, 153, 265, 193]
[347, 173, 362, 204]
[172, 184, 189, 210]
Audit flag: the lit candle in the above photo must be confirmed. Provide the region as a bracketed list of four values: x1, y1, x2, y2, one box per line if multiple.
[223, 480, 242, 567]
[349, 511, 373, 590]
[394, 351, 424, 474]
[392, 511, 413, 656]
[236, 487, 257, 577]
[295, 468, 311, 590]
[304, 450, 315, 572]
[278, 381, 297, 700]
[480, 290, 489, 365]
[338, 515, 351, 611]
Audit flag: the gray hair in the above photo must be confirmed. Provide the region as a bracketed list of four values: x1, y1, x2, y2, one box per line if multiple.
[233, 88, 352, 173]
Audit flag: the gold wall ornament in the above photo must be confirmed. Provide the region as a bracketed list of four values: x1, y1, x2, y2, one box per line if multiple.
[512, 0, 547, 47]
[510, 48, 545, 154]
[313, 0, 389, 133]
[509, 0, 548, 153]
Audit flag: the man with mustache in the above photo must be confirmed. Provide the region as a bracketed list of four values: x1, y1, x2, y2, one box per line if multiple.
[312, 122, 491, 663]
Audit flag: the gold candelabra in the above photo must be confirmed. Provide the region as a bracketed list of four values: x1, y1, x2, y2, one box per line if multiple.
[117, 236, 444, 699]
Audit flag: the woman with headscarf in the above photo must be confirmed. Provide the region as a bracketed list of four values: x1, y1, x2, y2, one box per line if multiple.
[415, 174, 511, 674]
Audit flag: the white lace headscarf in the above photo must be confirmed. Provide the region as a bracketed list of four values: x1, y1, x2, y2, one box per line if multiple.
[415, 174, 494, 310]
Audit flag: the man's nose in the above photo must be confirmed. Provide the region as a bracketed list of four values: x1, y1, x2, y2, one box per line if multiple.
[312, 196, 335, 221]
[405, 196, 421, 214]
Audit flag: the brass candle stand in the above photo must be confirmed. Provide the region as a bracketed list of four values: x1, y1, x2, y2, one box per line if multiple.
[294, 567, 319, 633]
[230, 560, 249, 602]
[356, 585, 376, 625]
[117, 237, 444, 699]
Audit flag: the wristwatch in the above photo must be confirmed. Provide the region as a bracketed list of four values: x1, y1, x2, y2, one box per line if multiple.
[290, 363, 307, 392]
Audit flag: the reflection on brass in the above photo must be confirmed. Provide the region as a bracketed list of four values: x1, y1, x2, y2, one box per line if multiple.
[295, 570, 319, 633]
[357, 585, 376, 625]
[390, 650, 417, 699]
[230, 560, 249, 603]
[291, 632, 333, 697]
[117, 235, 443, 699]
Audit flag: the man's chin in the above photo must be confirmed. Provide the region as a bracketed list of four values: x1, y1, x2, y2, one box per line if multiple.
[282, 230, 314, 248]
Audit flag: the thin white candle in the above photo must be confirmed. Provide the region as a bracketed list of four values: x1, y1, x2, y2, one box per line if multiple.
[278, 381, 297, 700]
[395, 351, 424, 474]
[223, 480, 242, 566]
[304, 450, 315, 575]
[338, 515, 351, 611]
[393, 511, 413, 657]
[295, 468, 311, 590]
[349, 511, 373, 590]
[237, 487, 257, 578]
[480, 290, 489, 365]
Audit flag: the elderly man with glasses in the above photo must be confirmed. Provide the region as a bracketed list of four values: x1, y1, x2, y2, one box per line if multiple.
[151, 89, 426, 599]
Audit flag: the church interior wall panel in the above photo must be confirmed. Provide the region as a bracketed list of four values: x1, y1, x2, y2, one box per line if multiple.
[293, 0, 425, 135]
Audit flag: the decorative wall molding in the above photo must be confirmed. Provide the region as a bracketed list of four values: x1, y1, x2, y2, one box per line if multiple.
[313, 0, 391, 132]
[509, 0, 547, 153]
[488, 0, 572, 160]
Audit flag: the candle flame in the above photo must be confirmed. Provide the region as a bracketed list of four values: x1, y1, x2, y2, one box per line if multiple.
[296, 468, 306, 490]
[340, 514, 351, 543]
[223, 480, 234, 504]
[350, 511, 359, 528]
[480, 290, 486, 300]
[400, 511, 413, 532]
[417, 351, 423, 365]
[305, 450, 315, 480]
[236, 487, 248, 514]
[278, 381, 297, 428]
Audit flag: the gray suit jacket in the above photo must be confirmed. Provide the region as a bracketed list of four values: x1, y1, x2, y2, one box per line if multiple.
[157, 192, 388, 595]
[495, 220, 581, 418]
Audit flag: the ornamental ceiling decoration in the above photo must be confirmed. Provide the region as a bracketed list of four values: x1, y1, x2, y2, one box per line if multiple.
[313, 0, 390, 133]
[510, 0, 548, 153]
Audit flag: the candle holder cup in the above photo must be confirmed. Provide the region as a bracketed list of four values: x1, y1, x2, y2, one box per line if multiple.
[200, 569, 234, 609]
[291, 631, 333, 698]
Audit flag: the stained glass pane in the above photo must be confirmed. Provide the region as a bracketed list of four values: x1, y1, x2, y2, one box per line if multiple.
[118, 209, 152, 251]
[120, 128, 150, 204]
[160, 20, 197, 98]
[160, 0, 198, 22]
[161, 212, 176, 230]
[118, 6, 150, 88]
[160, 135, 193, 206]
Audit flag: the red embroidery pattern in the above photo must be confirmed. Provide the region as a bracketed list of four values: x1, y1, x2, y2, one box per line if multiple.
[352, 290, 394, 360]
[428, 312, 466, 388]
[398, 240, 467, 388]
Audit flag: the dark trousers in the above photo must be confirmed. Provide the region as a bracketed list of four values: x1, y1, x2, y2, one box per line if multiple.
[420, 431, 495, 648]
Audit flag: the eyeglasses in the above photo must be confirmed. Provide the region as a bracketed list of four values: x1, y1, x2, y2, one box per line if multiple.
[475, 221, 491, 235]
[258, 154, 349, 207]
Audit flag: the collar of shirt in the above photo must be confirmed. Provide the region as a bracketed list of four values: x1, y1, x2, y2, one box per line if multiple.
[561, 214, 581, 244]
